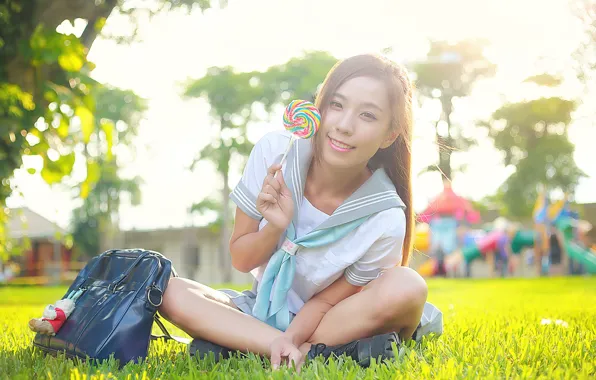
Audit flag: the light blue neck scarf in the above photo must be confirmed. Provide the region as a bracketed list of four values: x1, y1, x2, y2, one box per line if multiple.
[248, 136, 406, 331]
[252, 216, 370, 331]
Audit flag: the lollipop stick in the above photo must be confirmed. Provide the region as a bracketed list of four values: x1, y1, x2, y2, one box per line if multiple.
[276, 135, 296, 177]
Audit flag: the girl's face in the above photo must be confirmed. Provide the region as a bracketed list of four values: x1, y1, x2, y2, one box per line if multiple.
[317, 76, 396, 171]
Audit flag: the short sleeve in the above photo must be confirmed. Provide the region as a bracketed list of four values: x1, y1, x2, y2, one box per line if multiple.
[229, 131, 288, 220]
[344, 207, 406, 286]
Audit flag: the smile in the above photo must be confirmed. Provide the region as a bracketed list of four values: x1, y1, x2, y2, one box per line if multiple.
[328, 136, 354, 152]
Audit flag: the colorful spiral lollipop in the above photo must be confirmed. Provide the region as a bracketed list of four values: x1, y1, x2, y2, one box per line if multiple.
[277, 100, 321, 169]
[283, 100, 321, 139]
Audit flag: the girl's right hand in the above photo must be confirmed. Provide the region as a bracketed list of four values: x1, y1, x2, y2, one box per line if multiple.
[256, 164, 294, 232]
[269, 335, 304, 372]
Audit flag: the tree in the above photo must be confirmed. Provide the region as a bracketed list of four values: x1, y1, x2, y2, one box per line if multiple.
[410, 39, 496, 180]
[183, 67, 259, 282]
[0, 0, 222, 258]
[70, 161, 142, 259]
[70, 86, 146, 259]
[570, 0, 596, 85]
[484, 75, 584, 217]
[258, 51, 339, 111]
[182, 51, 338, 281]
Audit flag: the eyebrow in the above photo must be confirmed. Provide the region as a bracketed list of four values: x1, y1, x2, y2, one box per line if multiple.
[333, 92, 384, 112]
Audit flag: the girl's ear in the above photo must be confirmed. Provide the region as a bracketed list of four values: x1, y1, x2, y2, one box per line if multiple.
[381, 129, 399, 149]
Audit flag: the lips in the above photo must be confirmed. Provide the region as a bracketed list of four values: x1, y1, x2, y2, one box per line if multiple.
[328, 136, 354, 150]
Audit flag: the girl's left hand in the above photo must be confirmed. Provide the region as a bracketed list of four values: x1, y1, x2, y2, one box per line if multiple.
[269, 335, 304, 372]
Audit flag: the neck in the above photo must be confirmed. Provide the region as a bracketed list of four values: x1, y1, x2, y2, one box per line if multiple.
[306, 159, 372, 201]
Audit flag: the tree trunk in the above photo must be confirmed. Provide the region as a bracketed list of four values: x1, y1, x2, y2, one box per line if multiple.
[437, 95, 454, 181]
[219, 169, 232, 283]
[437, 134, 452, 181]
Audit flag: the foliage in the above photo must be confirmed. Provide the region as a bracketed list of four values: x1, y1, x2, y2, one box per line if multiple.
[68, 85, 145, 259]
[523, 74, 564, 87]
[570, 0, 596, 84]
[70, 159, 143, 260]
[0, 0, 221, 258]
[183, 52, 337, 280]
[183, 67, 258, 281]
[184, 67, 258, 175]
[1, 277, 595, 378]
[1, 23, 102, 258]
[258, 51, 339, 111]
[410, 39, 496, 180]
[484, 76, 584, 217]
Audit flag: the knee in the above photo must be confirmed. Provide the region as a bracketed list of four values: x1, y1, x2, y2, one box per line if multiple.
[374, 267, 428, 322]
[159, 277, 188, 324]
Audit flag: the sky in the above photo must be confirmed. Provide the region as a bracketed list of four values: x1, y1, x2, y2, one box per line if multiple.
[7, 0, 596, 231]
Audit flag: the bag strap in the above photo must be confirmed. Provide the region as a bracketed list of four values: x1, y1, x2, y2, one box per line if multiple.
[150, 314, 191, 345]
[109, 251, 156, 291]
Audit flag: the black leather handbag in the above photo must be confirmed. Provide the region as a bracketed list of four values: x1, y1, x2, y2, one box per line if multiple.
[32, 248, 188, 366]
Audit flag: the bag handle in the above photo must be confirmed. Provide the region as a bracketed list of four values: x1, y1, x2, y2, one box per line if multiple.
[108, 251, 156, 291]
[151, 314, 191, 344]
[81, 249, 155, 291]
[84, 249, 119, 277]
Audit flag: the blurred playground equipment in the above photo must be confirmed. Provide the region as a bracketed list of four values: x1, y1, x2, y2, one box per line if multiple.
[412, 182, 484, 277]
[412, 185, 595, 278]
[532, 191, 596, 275]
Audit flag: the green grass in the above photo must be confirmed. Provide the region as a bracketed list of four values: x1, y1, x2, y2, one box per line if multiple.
[1, 277, 595, 379]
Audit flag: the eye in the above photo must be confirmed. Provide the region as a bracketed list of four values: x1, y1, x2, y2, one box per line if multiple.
[330, 100, 342, 109]
[361, 112, 377, 120]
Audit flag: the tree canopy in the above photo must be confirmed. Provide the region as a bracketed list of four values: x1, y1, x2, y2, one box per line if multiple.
[485, 76, 584, 217]
[0, 0, 221, 258]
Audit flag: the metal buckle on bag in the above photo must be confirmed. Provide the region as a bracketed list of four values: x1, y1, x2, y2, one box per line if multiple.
[147, 285, 163, 307]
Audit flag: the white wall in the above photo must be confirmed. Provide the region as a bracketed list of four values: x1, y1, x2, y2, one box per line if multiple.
[120, 227, 253, 286]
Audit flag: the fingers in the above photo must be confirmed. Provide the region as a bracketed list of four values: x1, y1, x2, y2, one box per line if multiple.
[263, 183, 280, 198]
[257, 192, 276, 205]
[267, 163, 282, 176]
[276, 170, 291, 197]
[261, 163, 290, 202]
[262, 165, 283, 193]
[272, 345, 303, 373]
[263, 174, 281, 191]
[270, 345, 282, 370]
[288, 348, 304, 373]
[264, 164, 281, 189]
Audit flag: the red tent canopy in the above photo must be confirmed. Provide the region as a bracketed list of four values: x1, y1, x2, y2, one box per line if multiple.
[417, 182, 480, 224]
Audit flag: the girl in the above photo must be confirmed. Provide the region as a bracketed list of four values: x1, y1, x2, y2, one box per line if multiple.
[160, 53, 442, 370]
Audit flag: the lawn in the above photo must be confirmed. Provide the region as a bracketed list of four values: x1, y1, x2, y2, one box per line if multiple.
[1, 277, 595, 379]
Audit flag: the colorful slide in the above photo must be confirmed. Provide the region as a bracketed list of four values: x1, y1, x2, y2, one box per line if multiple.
[564, 242, 596, 274]
[461, 229, 535, 263]
[461, 232, 488, 262]
[510, 230, 535, 254]
[557, 218, 596, 274]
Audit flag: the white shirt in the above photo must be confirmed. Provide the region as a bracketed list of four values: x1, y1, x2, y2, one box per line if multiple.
[295, 197, 328, 239]
[231, 131, 406, 314]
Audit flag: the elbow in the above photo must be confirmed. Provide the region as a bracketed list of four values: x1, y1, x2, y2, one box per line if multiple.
[229, 246, 255, 273]
[231, 256, 253, 273]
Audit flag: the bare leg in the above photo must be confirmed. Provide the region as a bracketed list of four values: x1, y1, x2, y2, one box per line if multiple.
[161, 268, 427, 359]
[298, 266, 427, 353]
[159, 277, 283, 356]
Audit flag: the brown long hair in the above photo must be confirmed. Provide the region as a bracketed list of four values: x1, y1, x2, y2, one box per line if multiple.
[312, 54, 414, 266]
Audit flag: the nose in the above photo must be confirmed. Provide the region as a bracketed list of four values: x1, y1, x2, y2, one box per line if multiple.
[335, 111, 355, 135]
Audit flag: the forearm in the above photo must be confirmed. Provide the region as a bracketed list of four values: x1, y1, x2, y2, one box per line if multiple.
[230, 223, 284, 273]
[284, 298, 333, 347]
